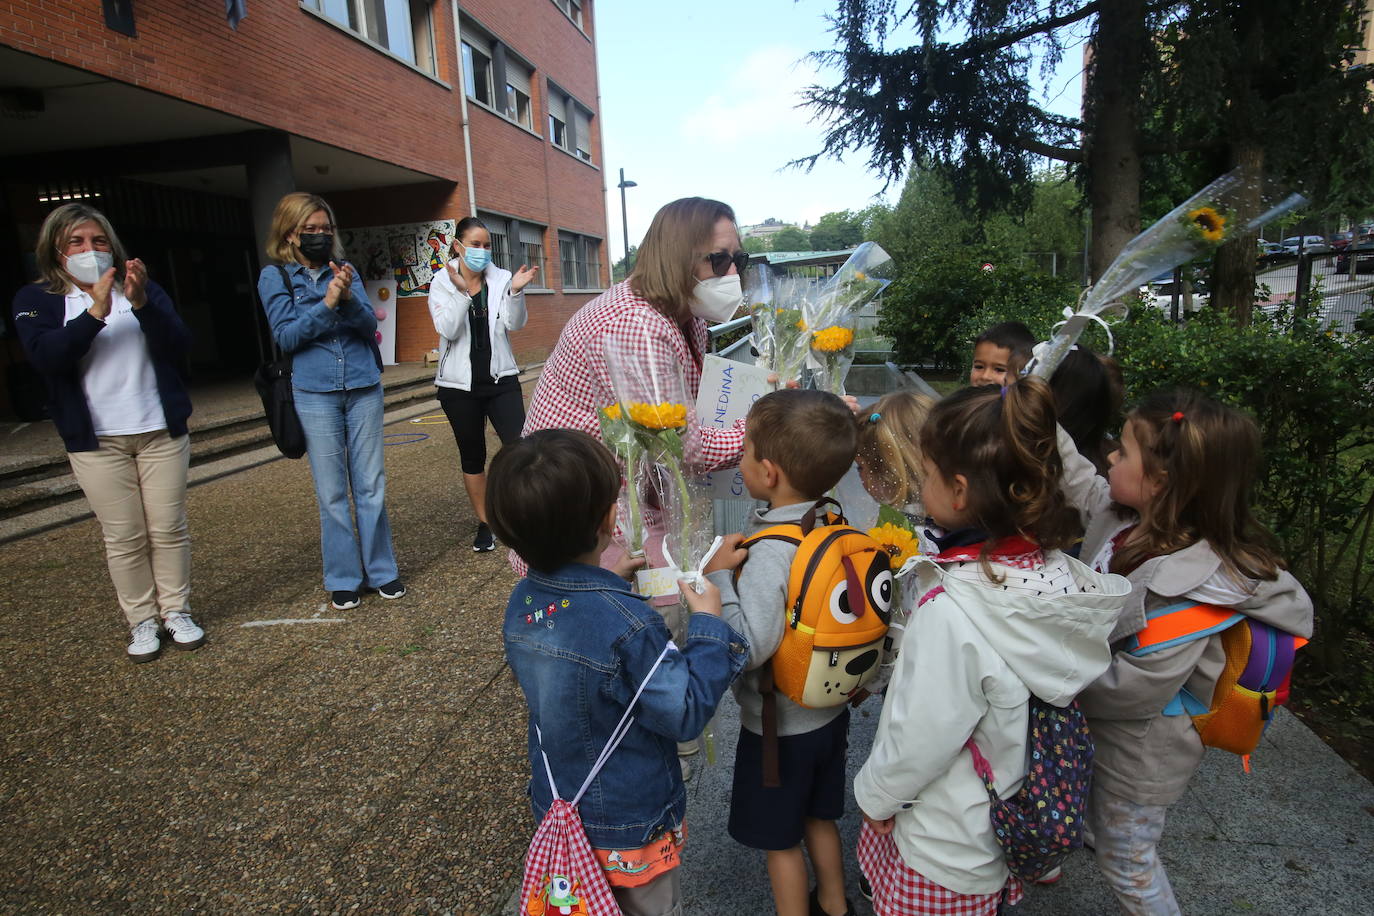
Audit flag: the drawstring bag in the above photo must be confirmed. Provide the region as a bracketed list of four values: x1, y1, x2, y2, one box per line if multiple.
[520, 645, 671, 916]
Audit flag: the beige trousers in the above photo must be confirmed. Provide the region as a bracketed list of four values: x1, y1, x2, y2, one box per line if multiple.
[67, 431, 191, 628]
[612, 868, 682, 916]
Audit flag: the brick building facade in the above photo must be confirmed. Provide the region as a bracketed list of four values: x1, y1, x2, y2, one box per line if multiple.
[0, 0, 608, 379]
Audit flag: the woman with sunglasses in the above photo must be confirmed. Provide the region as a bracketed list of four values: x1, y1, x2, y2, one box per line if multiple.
[429, 216, 539, 552]
[257, 192, 404, 612]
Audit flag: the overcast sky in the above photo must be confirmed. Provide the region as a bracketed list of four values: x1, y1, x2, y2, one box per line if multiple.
[591, 0, 1089, 262]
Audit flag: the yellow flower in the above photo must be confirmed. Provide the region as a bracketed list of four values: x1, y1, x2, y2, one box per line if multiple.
[625, 401, 688, 429]
[796, 318, 808, 331]
[812, 325, 856, 353]
[869, 523, 919, 566]
[602, 403, 622, 421]
[854, 271, 867, 281]
[1187, 206, 1226, 243]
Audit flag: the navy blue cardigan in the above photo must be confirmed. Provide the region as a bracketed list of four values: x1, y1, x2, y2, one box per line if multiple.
[11, 280, 193, 453]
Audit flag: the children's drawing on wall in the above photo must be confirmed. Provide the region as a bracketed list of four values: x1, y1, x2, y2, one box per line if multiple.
[345, 220, 456, 298]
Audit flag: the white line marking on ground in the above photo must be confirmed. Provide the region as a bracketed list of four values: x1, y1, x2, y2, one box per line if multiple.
[239, 618, 348, 628]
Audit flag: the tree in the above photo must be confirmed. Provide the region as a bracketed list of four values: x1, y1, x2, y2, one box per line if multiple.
[801, 1, 1374, 320]
[741, 236, 769, 255]
[809, 210, 867, 250]
[612, 245, 637, 283]
[770, 227, 812, 252]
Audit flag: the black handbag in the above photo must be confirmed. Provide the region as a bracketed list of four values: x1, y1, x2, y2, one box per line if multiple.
[255, 265, 307, 459]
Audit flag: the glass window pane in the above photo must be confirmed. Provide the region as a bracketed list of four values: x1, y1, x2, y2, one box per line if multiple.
[322, 0, 350, 26]
[383, 0, 414, 62]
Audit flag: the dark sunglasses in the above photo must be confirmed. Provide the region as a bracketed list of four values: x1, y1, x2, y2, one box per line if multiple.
[704, 249, 750, 277]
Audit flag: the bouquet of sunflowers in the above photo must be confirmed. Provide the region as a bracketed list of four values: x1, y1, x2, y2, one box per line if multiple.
[1027, 168, 1306, 379]
[804, 243, 894, 395]
[601, 327, 716, 586]
[746, 268, 813, 389]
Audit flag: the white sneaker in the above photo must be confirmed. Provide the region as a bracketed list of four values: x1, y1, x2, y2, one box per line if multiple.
[162, 612, 205, 651]
[127, 617, 162, 663]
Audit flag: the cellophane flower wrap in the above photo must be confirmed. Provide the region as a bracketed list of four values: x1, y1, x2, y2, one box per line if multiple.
[745, 263, 779, 376]
[752, 274, 813, 388]
[602, 325, 714, 575]
[865, 503, 926, 695]
[1028, 168, 1306, 379]
[804, 243, 893, 395]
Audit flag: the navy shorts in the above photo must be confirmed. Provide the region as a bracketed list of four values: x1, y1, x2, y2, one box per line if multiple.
[728, 708, 850, 851]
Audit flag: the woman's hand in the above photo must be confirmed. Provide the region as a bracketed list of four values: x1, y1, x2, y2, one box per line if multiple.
[511, 263, 539, 294]
[123, 259, 148, 309]
[323, 261, 355, 309]
[863, 812, 895, 835]
[87, 267, 117, 321]
[703, 533, 748, 575]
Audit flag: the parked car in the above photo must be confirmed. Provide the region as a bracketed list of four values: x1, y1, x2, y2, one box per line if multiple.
[1257, 239, 1285, 261]
[1331, 231, 1354, 251]
[1281, 235, 1331, 255]
[1139, 272, 1209, 311]
[1335, 238, 1374, 274]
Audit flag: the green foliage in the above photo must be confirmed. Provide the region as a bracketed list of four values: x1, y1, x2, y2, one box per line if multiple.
[612, 245, 638, 283]
[1109, 307, 1374, 672]
[878, 251, 1079, 369]
[741, 236, 769, 255]
[809, 210, 868, 251]
[769, 226, 812, 252]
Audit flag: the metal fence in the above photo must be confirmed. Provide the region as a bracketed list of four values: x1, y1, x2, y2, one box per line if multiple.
[1254, 252, 1374, 332]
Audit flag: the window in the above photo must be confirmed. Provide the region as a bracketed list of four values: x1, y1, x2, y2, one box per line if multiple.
[461, 31, 494, 107]
[520, 224, 548, 288]
[547, 82, 595, 163]
[552, 0, 582, 28]
[505, 59, 534, 130]
[558, 231, 602, 290]
[303, 0, 436, 73]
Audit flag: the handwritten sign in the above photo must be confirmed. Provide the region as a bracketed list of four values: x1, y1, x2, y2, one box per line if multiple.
[695, 355, 774, 500]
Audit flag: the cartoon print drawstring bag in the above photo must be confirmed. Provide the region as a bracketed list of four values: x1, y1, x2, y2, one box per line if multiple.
[520, 645, 671, 916]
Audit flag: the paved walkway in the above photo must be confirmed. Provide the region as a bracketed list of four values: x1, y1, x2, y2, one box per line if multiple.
[1, 370, 1371, 915]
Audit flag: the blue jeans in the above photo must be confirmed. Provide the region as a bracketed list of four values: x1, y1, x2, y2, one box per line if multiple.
[293, 384, 399, 591]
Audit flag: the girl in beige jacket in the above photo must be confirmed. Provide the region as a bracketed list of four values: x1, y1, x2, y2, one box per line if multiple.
[1058, 388, 1313, 916]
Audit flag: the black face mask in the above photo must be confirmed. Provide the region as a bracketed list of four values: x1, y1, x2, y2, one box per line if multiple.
[298, 234, 334, 262]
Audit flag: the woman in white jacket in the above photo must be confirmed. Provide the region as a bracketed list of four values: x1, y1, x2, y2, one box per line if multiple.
[854, 379, 1129, 915]
[429, 217, 538, 551]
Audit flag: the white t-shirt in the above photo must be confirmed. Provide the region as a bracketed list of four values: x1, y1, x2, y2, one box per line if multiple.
[65, 287, 165, 437]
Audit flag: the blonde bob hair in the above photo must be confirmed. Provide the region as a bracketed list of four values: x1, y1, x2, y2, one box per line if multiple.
[265, 192, 345, 265]
[629, 197, 736, 321]
[34, 204, 129, 295]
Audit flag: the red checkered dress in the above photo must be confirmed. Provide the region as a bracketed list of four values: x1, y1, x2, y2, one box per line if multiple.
[858, 823, 1024, 916]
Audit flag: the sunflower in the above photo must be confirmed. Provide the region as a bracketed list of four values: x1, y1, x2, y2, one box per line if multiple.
[625, 401, 688, 430]
[869, 523, 919, 566]
[1186, 206, 1227, 243]
[811, 325, 856, 353]
[601, 403, 622, 421]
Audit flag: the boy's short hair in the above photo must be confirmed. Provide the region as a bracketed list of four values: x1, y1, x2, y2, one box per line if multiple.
[747, 389, 857, 498]
[974, 321, 1037, 364]
[487, 429, 620, 573]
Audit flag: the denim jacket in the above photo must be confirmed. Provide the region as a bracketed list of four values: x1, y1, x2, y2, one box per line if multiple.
[257, 262, 380, 393]
[504, 563, 748, 849]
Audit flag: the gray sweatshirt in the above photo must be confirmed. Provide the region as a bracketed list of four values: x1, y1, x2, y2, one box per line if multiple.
[712, 501, 849, 737]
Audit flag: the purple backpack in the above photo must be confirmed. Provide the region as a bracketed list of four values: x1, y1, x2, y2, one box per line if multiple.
[965, 696, 1093, 883]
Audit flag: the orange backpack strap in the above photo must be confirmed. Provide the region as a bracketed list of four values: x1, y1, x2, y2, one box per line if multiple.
[1125, 602, 1246, 656]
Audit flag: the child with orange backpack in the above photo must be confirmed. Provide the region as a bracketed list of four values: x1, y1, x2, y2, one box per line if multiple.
[853, 379, 1129, 915]
[1058, 388, 1313, 914]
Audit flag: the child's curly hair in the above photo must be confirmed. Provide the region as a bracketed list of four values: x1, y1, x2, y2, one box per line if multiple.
[920, 377, 1080, 572]
[1112, 389, 1282, 581]
[856, 390, 935, 507]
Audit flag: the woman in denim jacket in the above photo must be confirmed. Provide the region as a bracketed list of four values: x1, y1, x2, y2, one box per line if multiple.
[489, 430, 749, 916]
[257, 192, 403, 611]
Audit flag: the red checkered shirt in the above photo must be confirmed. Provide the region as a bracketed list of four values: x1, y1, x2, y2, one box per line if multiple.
[523, 281, 746, 471]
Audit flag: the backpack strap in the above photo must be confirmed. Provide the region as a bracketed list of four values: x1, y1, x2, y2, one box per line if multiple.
[535, 642, 673, 807]
[1125, 602, 1245, 656]
[799, 497, 846, 534]
[760, 662, 781, 789]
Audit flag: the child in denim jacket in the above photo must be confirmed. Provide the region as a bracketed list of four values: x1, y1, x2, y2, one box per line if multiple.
[489, 429, 750, 916]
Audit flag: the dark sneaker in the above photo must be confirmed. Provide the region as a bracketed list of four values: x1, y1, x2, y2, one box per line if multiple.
[858, 873, 873, 902]
[127, 617, 161, 663]
[331, 590, 361, 610]
[473, 522, 495, 552]
[377, 579, 406, 600]
[162, 612, 205, 651]
[809, 887, 855, 916]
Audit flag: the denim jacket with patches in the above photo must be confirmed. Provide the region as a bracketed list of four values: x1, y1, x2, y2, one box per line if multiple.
[504, 563, 749, 849]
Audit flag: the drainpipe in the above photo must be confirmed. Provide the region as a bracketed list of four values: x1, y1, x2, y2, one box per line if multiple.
[451, 0, 477, 216]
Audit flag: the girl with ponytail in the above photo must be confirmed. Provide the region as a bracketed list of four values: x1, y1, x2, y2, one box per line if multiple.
[854, 378, 1129, 915]
[1057, 388, 1313, 914]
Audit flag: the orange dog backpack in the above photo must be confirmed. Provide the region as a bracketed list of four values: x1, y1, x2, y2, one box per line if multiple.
[1126, 602, 1308, 770]
[739, 499, 893, 785]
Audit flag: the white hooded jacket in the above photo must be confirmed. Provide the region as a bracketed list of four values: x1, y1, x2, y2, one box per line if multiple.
[854, 547, 1129, 895]
[428, 262, 527, 390]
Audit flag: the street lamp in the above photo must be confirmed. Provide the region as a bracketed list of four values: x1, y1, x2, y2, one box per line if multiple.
[617, 168, 637, 272]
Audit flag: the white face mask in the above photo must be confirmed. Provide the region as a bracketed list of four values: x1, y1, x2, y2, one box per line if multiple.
[63, 249, 114, 287]
[689, 274, 744, 323]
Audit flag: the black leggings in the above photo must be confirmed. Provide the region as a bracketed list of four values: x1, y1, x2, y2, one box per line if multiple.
[436, 377, 526, 474]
